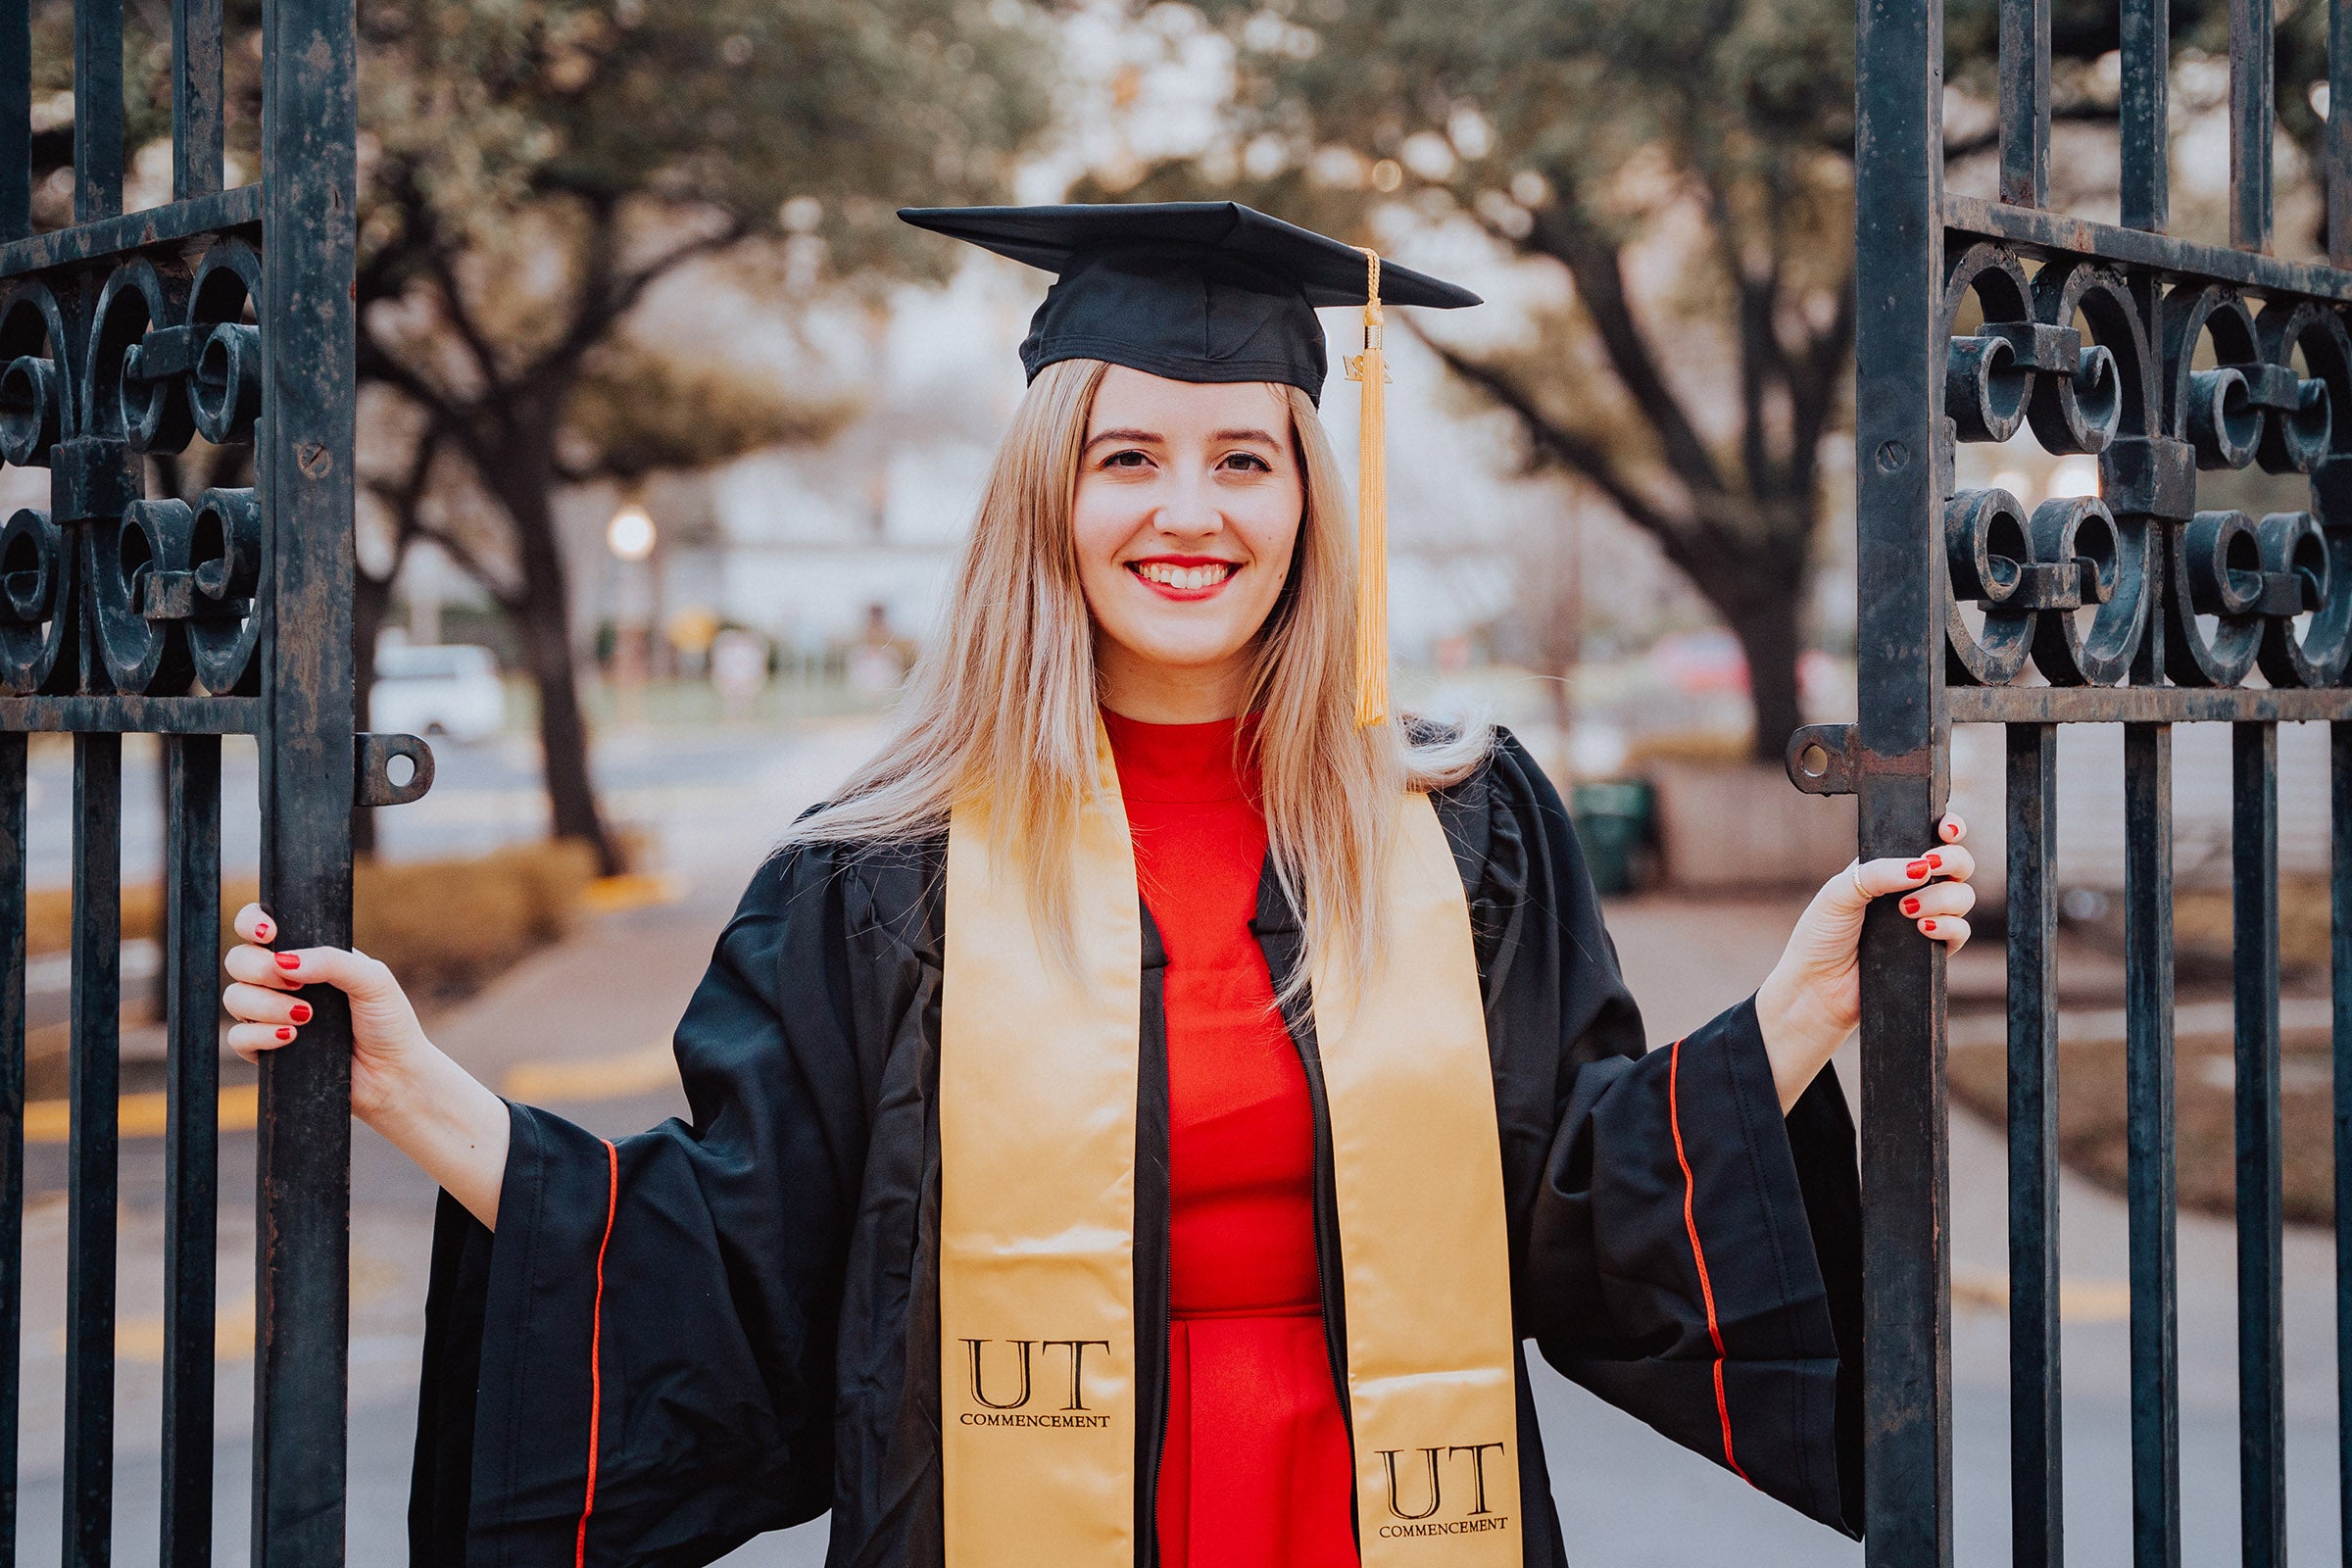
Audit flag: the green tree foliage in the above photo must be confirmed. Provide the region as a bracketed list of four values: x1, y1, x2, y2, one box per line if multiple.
[349, 0, 1054, 869]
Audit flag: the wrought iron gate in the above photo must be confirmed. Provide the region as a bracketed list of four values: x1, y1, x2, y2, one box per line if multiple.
[1819, 0, 2352, 1561]
[0, 0, 425, 1559]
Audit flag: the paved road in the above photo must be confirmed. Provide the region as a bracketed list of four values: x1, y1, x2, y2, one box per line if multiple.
[9, 716, 2343, 1561]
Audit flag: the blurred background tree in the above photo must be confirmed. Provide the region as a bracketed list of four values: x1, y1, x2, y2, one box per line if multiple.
[1078, 0, 2340, 760]
[1085, 0, 1858, 760]
[31, 0, 1055, 870]
[342, 0, 1054, 870]
[346, 346, 858, 856]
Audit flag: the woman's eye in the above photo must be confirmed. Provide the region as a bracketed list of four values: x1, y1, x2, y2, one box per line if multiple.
[1102, 450, 1151, 469]
[1221, 452, 1273, 473]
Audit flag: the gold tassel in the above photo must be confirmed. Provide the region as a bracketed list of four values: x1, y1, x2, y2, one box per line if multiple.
[1345, 246, 1390, 729]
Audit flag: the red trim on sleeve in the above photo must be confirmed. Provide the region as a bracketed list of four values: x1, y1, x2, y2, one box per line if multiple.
[1668, 1038, 1753, 1488]
[575, 1139, 620, 1568]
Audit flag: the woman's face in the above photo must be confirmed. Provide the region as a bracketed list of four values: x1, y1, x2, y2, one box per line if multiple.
[1071, 367, 1304, 720]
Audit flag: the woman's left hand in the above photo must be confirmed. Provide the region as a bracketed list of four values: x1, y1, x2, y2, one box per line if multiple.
[1752, 813, 1975, 1112]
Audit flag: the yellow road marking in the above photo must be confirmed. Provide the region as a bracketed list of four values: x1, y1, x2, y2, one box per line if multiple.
[1952, 1270, 2131, 1323]
[503, 1042, 678, 1102]
[22, 1084, 260, 1145]
[59, 1299, 258, 1362]
[581, 872, 685, 915]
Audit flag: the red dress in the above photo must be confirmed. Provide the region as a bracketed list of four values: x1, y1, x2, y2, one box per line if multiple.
[1102, 710, 1359, 1568]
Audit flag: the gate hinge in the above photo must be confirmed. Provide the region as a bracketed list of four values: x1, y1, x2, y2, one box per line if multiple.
[1785, 723, 1856, 797]
[356, 732, 435, 808]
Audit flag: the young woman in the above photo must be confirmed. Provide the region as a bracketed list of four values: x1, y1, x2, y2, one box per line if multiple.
[221, 204, 1972, 1568]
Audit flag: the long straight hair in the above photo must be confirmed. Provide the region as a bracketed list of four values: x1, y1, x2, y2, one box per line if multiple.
[781, 357, 1492, 999]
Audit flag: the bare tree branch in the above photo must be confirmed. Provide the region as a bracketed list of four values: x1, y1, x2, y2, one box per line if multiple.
[1409, 321, 1689, 546]
[1516, 188, 1728, 499]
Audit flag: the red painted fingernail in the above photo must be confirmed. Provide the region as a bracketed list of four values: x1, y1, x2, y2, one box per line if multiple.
[290, 1003, 312, 1023]
[275, 1027, 294, 1042]
[254, 922, 270, 941]
[275, 953, 299, 970]
[1921, 919, 1937, 933]
[1925, 853, 1943, 869]
[1943, 821, 1959, 839]
[1905, 860, 1930, 878]
[1901, 898, 1920, 915]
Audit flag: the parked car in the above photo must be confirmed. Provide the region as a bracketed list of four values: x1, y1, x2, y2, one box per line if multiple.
[368, 643, 507, 742]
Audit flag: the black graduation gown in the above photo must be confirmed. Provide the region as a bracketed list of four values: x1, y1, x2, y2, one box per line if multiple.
[408, 730, 1863, 1567]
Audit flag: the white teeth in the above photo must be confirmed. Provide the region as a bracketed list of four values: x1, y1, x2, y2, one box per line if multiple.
[1136, 562, 1232, 590]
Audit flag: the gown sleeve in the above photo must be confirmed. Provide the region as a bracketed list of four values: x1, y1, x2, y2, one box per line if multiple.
[1466, 732, 1863, 1539]
[408, 841, 914, 1567]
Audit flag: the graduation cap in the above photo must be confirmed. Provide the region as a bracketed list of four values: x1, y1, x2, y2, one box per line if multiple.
[898, 200, 1484, 727]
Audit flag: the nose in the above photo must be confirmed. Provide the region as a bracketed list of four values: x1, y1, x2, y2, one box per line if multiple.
[1153, 470, 1223, 539]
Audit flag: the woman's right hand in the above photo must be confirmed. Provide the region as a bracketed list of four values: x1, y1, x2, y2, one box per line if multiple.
[220, 902, 431, 1123]
[220, 903, 511, 1227]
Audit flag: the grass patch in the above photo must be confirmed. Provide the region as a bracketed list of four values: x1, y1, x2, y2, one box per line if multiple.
[2174, 873, 2330, 974]
[1949, 1023, 2334, 1226]
[26, 838, 599, 1006]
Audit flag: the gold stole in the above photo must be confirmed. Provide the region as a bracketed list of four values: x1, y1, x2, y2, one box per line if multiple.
[941, 730, 1520, 1564]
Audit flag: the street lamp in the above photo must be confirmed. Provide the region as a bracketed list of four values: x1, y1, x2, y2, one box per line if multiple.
[608, 495, 660, 723]
[608, 500, 657, 562]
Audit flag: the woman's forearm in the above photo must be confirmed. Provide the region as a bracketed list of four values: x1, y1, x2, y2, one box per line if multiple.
[361, 1045, 511, 1229]
[1752, 966, 1847, 1115]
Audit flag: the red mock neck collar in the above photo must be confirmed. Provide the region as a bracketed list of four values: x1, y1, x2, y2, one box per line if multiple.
[1102, 709, 1263, 805]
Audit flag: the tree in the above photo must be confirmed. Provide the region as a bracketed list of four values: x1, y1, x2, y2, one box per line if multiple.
[1091, 0, 2339, 760]
[349, 344, 858, 856]
[343, 0, 1054, 870]
[1091, 0, 1855, 760]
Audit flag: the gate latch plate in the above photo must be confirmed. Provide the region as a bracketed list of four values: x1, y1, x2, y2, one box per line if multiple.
[1786, 723, 1856, 797]
[356, 732, 435, 808]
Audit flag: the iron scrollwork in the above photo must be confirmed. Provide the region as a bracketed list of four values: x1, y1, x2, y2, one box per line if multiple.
[0, 242, 265, 698]
[1938, 241, 2351, 692]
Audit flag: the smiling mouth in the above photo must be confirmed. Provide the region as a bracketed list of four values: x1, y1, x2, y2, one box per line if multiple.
[1130, 561, 1239, 591]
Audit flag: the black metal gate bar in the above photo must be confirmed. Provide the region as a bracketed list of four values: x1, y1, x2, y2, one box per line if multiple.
[65, 736, 121, 1567]
[1997, 0, 2047, 211]
[73, 0, 121, 227]
[2120, 0, 2168, 232]
[172, 0, 222, 203]
[250, 0, 362, 1553]
[2124, 724, 2180, 1568]
[1852, 0, 1953, 1560]
[0, 730, 24, 1562]
[2232, 0, 2276, 253]
[2006, 721, 2061, 1568]
[2332, 722, 2352, 1566]
[162, 0, 226, 1555]
[2233, 722, 2286, 1563]
[162, 735, 220, 1567]
[0, 1, 24, 246]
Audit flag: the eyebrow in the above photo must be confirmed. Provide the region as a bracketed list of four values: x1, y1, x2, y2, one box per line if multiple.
[1083, 427, 1162, 451]
[1082, 425, 1286, 451]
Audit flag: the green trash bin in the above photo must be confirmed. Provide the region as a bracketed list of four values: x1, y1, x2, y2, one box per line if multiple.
[1570, 779, 1655, 896]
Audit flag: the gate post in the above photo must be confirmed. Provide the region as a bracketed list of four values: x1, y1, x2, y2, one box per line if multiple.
[252, 0, 360, 1557]
[1852, 2, 1952, 1563]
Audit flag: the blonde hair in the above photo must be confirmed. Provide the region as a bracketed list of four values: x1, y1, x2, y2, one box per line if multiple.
[783, 357, 1492, 999]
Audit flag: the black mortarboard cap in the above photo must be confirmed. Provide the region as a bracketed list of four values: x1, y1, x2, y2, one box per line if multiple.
[896, 201, 1481, 404]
